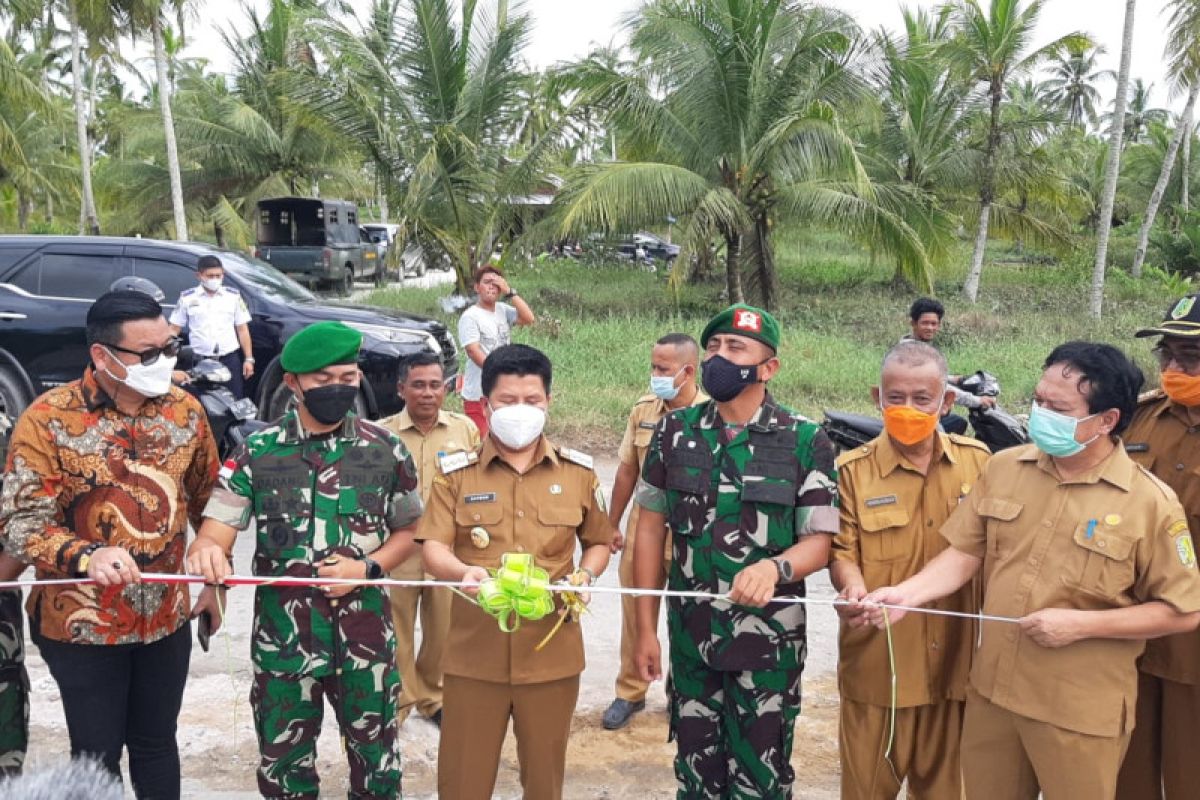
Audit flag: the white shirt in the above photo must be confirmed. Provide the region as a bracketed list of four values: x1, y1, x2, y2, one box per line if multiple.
[457, 302, 517, 400]
[169, 285, 252, 357]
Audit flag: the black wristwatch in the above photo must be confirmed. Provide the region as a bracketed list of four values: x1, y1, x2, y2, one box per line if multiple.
[503, 290, 517, 300]
[772, 557, 794, 583]
[362, 557, 384, 580]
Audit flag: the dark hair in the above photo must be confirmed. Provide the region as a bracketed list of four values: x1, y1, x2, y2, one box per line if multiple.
[909, 297, 945, 322]
[482, 344, 552, 397]
[656, 332, 699, 361]
[1043, 341, 1144, 435]
[472, 265, 502, 285]
[397, 350, 443, 384]
[196, 255, 223, 273]
[86, 290, 163, 346]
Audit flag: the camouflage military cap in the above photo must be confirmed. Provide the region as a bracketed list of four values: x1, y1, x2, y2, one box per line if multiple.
[701, 304, 780, 352]
[281, 321, 362, 373]
[1136, 294, 1200, 338]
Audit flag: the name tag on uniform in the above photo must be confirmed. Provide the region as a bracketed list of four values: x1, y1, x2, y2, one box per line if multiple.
[465, 493, 496, 504]
[638, 421, 657, 430]
[1125, 443, 1150, 453]
[865, 495, 898, 508]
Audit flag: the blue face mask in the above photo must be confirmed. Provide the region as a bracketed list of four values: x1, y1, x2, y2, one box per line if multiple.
[1028, 403, 1099, 457]
[650, 368, 685, 401]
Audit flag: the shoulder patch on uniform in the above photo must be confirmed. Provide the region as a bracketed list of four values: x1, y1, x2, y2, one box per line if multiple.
[835, 443, 873, 469]
[947, 433, 991, 452]
[1177, 533, 1196, 568]
[1138, 388, 1166, 405]
[439, 450, 478, 474]
[1135, 465, 1176, 501]
[558, 447, 594, 469]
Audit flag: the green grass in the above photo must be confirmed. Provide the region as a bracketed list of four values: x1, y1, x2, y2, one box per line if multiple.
[363, 232, 1173, 449]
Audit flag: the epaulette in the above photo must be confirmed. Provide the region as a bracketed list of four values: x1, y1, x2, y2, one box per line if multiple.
[1136, 464, 1177, 502]
[634, 393, 658, 405]
[835, 441, 874, 469]
[557, 446, 594, 469]
[947, 433, 991, 452]
[439, 450, 478, 474]
[1137, 388, 1167, 405]
[222, 285, 241, 295]
[180, 286, 198, 296]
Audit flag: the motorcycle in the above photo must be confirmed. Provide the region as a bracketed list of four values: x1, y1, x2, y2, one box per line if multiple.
[822, 370, 1028, 454]
[180, 348, 269, 460]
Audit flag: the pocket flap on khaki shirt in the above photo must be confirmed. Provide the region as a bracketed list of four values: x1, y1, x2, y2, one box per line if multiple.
[977, 497, 1023, 521]
[455, 502, 503, 527]
[1071, 522, 1135, 561]
[859, 507, 911, 532]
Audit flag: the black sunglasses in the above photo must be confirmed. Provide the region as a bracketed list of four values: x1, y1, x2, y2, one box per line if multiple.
[103, 337, 182, 367]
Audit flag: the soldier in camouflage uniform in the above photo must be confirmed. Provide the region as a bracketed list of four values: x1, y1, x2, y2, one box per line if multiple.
[632, 304, 839, 799]
[188, 322, 423, 800]
[0, 412, 28, 777]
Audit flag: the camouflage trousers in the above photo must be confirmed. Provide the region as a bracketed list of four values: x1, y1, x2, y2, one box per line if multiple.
[0, 588, 27, 776]
[668, 648, 802, 800]
[251, 663, 401, 799]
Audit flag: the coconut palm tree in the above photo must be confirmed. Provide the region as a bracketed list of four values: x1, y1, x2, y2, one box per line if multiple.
[1115, 79, 1171, 144]
[1130, 0, 1200, 277]
[546, 0, 932, 309]
[1089, 0, 1136, 318]
[298, 0, 559, 290]
[943, 0, 1088, 302]
[1043, 41, 1112, 129]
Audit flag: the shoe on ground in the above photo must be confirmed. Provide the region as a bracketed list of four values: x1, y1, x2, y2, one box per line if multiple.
[602, 698, 645, 730]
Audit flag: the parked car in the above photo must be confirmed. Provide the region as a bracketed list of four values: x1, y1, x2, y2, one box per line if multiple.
[254, 197, 373, 293]
[630, 231, 680, 262]
[0, 236, 459, 421]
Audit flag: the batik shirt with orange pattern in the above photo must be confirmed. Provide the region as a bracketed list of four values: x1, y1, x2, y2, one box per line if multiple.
[0, 368, 218, 645]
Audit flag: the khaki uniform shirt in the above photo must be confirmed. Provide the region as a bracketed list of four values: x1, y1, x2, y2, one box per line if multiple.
[416, 437, 613, 685]
[616, 389, 708, 538]
[833, 432, 991, 707]
[1125, 390, 1200, 684]
[942, 443, 1200, 737]
[379, 408, 480, 579]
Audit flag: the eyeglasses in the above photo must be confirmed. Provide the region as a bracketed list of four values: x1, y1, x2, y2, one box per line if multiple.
[103, 337, 182, 366]
[1152, 345, 1200, 373]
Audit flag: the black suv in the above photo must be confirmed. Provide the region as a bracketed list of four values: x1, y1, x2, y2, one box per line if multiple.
[0, 236, 458, 420]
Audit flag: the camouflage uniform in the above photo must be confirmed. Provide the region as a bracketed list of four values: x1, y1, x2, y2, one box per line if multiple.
[203, 410, 423, 800]
[636, 394, 839, 799]
[0, 586, 27, 776]
[0, 413, 27, 776]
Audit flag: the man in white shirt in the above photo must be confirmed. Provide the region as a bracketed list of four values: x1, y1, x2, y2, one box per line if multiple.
[169, 255, 255, 399]
[457, 265, 534, 436]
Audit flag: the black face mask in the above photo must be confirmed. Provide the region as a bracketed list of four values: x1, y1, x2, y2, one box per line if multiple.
[300, 384, 359, 425]
[701, 355, 765, 402]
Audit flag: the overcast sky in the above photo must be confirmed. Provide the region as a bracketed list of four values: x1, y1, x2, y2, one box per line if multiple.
[176, 0, 1185, 112]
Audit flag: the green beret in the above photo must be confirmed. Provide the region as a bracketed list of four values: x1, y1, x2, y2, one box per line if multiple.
[281, 321, 362, 374]
[700, 304, 780, 352]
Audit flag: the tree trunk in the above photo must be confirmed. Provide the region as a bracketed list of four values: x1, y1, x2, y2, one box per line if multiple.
[1090, 0, 1136, 318]
[1132, 84, 1198, 277]
[153, 14, 188, 241]
[214, 221, 226, 249]
[724, 232, 744, 305]
[1183, 102, 1193, 217]
[752, 214, 777, 311]
[69, 2, 99, 235]
[17, 193, 30, 232]
[962, 81, 1003, 303]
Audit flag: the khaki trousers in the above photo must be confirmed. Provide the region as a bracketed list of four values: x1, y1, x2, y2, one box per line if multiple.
[615, 509, 671, 703]
[438, 673, 580, 800]
[961, 686, 1130, 800]
[388, 580, 452, 722]
[839, 697, 964, 800]
[1116, 670, 1200, 800]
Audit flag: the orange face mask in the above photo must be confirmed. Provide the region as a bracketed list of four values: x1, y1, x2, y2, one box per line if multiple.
[881, 404, 941, 446]
[1163, 370, 1200, 407]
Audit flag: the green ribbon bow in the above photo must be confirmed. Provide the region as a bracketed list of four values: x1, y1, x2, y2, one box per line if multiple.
[476, 553, 555, 633]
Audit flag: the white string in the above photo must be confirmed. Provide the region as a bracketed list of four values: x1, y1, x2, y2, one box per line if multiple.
[0, 573, 1023, 624]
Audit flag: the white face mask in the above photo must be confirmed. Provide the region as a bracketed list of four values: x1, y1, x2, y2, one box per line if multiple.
[201, 277, 222, 292]
[488, 403, 546, 449]
[104, 349, 177, 398]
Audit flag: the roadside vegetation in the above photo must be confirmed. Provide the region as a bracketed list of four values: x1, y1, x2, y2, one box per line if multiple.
[366, 227, 1172, 447]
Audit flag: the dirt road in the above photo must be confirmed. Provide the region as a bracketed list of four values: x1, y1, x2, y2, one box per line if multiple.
[20, 453, 844, 798]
